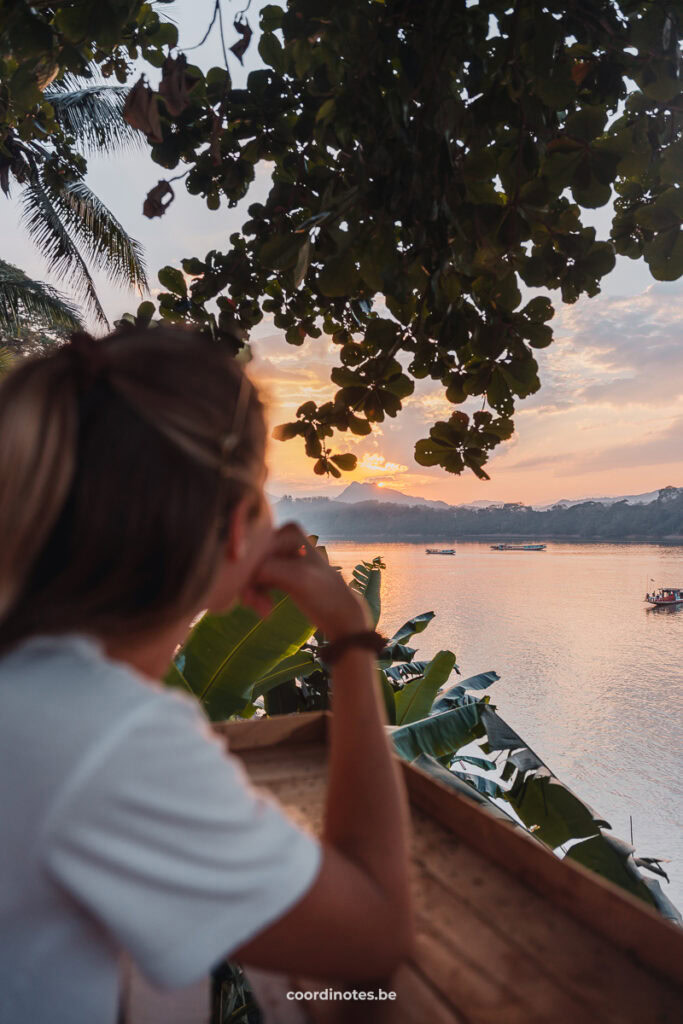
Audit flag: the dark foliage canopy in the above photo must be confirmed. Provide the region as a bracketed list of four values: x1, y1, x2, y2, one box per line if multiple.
[0, 1, 158, 321]
[3, 1, 682, 478]
[132, 0, 682, 479]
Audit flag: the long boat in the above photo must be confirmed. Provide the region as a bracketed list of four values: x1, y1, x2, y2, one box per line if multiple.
[426, 548, 456, 555]
[645, 586, 683, 607]
[491, 543, 546, 551]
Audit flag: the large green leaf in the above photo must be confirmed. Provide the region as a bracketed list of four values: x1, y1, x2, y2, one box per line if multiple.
[386, 610, 435, 646]
[506, 766, 610, 849]
[411, 754, 522, 828]
[169, 593, 315, 721]
[451, 754, 497, 771]
[378, 669, 397, 725]
[349, 558, 383, 625]
[431, 671, 499, 713]
[164, 660, 193, 696]
[379, 610, 435, 667]
[394, 650, 457, 725]
[389, 702, 484, 761]
[385, 660, 430, 683]
[480, 707, 526, 751]
[380, 642, 417, 666]
[452, 770, 505, 800]
[566, 832, 682, 924]
[252, 650, 318, 700]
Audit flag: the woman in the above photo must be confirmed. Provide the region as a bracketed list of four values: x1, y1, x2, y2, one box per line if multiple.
[0, 327, 414, 1024]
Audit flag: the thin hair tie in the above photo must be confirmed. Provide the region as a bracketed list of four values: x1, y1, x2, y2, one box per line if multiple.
[219, 372, 252, 472]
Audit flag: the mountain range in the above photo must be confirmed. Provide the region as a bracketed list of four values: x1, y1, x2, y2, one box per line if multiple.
[283, 481, 682, 512]
[334, 481, 452, 509]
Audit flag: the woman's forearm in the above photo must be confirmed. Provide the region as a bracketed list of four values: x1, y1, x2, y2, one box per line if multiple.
[323, 649, 414, 923]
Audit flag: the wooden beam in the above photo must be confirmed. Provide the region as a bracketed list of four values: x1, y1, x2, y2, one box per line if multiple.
[402, 758, 683, 987]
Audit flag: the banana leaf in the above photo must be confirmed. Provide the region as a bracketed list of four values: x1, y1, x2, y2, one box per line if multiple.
[566, 832, 682, 924]
[431, 671, 498, 714]
[379, 612, 437, 669]
[395, 650, 457, 725]
[167, 592, 315, 721]
[506, 766, 611, 850]
[379, 642, 417, 665]
[164, 660, 193, 696]
[389, 701, 484, 761]
[252, 650, 318, 700]
[350, 559, 382, 625]
[411, 754, 523, 827]
[385, 660, 430, 684]
[388, 610, 435, 644]
[451, 754, 497, 771]
[378, 669, 397, 725]
[480, 707, 526, 752]
[634, 856, 670, 883]
[452, 770, 504, 799]
[507, 747, 544, 773]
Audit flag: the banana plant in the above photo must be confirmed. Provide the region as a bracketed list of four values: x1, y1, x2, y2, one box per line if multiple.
[349, 555, 385, 625]
[164, 551, 681, 923]
[165, 592, 317, 720]
[389, 669, 681, 923]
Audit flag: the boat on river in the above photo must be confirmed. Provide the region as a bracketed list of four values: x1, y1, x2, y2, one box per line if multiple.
[426, 548, 456, 555]
[645, 586, 683, 607]
[491, 543, 546, 551]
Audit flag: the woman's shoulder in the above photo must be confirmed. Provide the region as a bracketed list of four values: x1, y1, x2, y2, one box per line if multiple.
[0, 633, 201, 770]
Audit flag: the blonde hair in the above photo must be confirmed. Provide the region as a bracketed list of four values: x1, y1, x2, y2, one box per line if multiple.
[0, 326, 265, 650]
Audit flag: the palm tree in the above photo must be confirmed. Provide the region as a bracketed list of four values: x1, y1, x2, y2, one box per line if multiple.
[1, 77, 148, 326]
[0, 258, 82, 369]
[0, 259, 83, 358]
[0, 259, 82, 332]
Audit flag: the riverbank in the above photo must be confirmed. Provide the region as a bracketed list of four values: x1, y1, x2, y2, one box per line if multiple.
[298, 532, 683, 544]
[274, 491, 683, 545]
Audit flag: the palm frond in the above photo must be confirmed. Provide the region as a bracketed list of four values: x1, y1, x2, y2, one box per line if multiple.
[44, 83, 145, 155]
[0, 259, 83, 335]
[45, 177, 148, 293]
[20, 183, 108, 325]
[0, 346, 15, 375]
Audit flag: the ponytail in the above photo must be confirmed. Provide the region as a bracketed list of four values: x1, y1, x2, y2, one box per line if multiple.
[0, 326, 265, 651]
[0, 354, 79, 621]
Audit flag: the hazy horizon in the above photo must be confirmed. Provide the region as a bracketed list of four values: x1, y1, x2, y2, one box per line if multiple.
[267, 477, 681, 507]
[3, 0, 682, 506]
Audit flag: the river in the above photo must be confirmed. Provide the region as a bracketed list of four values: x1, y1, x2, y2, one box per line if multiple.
[327, 540, 683, 912]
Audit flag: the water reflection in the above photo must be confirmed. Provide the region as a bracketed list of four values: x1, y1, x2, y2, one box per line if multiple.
[329, 541, 683, 909]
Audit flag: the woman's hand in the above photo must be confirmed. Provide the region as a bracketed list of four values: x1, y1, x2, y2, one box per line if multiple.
[240, 522, 370, 640]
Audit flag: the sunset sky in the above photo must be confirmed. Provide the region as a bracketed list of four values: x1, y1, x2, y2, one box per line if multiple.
[3, 1, 682, 506]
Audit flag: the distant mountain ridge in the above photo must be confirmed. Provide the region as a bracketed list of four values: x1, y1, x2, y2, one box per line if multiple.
[318, 482, 682, 511]
[273, 486, 683, 543]
[336, 481, 451, 509]
[541, 488, 672, 509]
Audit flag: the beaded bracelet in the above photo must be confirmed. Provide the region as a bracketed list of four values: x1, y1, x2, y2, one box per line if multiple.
[319, 630, 389, 666]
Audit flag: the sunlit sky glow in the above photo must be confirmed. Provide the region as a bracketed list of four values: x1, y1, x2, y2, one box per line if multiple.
[3, 0, 681, 505]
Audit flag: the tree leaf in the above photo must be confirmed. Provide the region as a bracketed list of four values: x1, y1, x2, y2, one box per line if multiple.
[349, 559, 382, 626]
[168, 595, 315, 721]
[389, 702, 483, 761]
[158, 265, 187, 296]
[395, 650, 457, 725]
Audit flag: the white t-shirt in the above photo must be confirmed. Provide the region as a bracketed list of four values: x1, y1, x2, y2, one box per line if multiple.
[0, 634, 322, 1024]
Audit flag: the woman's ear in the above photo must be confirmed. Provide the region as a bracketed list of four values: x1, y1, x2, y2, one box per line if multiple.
[204, 491, 273, 615]
[224, 495, 250, 563]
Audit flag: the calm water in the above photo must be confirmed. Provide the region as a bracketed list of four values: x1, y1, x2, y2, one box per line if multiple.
[328, 541, 683, 909]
